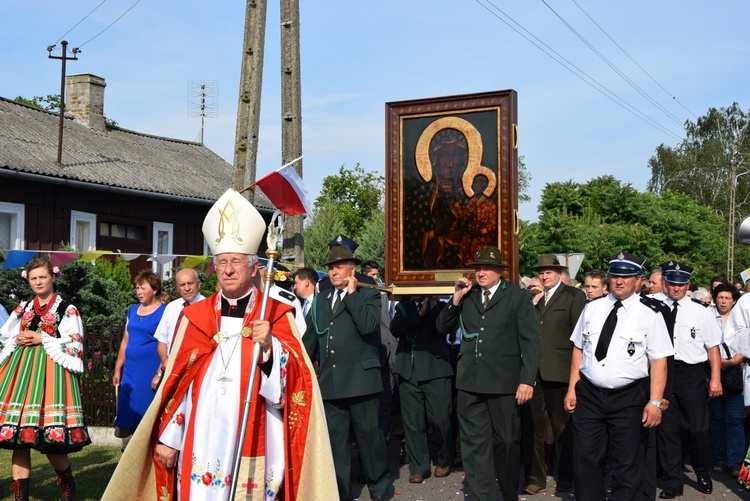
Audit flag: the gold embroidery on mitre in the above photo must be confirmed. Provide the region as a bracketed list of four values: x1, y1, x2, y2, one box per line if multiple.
[185, 349, 199, 370]
[215, 198, 244, 246]
[292, 390, 307, 407]
[158, 486, 170, 501]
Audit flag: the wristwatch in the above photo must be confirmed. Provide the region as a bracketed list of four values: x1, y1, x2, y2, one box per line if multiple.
[648, 399, 663, 409]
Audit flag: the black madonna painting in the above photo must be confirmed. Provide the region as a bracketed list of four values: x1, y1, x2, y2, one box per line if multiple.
[385, 91, 519, 287]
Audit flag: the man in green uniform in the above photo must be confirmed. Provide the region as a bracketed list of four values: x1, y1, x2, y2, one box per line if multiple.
[436, 246, 541, 500]
[303, 245, 390, 501]
[391, 296, 454, 483]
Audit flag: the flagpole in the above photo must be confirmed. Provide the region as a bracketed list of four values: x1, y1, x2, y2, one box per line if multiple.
[239, 155, 303, 194]
[229, 210, 284, 500]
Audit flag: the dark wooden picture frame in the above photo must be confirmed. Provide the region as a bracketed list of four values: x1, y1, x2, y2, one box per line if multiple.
[385, 90, 519, 287]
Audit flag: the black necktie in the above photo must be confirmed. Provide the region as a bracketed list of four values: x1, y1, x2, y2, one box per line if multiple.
[595, 300, 623, 361]
[670, 301, 678, 326]
[482, 290, 491, 309]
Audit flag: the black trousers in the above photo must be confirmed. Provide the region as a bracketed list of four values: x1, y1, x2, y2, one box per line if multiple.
[572, 377, 649, 501]
[657, 362, 712, 490]
[522, 375, 573, 487]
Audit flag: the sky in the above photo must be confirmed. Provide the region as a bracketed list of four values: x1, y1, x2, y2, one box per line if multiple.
[3, 1, 750, 222]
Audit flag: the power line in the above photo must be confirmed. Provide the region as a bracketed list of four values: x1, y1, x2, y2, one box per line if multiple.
[473, 0, 683, 141]
[77, 0, 143, 49]
[54, 0, 108, 46]
[541, 0, 683, 127]
[569, 0, 698, 120]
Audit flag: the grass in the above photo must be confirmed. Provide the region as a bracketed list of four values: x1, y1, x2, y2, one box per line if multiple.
[0, 446, 121, 500]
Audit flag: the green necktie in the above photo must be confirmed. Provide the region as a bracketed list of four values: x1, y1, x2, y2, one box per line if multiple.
[332, 290, 344, 313]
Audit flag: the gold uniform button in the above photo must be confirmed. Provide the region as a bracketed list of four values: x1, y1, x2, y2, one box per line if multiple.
[329, 336, 333, 340]
[479, 339, 483, 344]
[332, 364, 336, 368]
[330, 350, 335, 354]
[480, 327, 484, 331]
[478, 352, 483, 357]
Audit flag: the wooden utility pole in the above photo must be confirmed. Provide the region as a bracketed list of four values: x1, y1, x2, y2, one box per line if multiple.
[232, 0, 268, 201]
[280, 0, 304, 266]
[232, 0, 305, 266]
[48, 41, 79, 165]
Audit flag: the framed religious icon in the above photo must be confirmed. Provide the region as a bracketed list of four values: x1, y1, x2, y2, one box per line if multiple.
[385, 90, 519, 288]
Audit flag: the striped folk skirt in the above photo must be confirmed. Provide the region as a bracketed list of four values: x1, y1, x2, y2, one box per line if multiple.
[0, 344, 91, 453]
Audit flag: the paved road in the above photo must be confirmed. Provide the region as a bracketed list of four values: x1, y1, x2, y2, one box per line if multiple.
[350, 438, 750, 500]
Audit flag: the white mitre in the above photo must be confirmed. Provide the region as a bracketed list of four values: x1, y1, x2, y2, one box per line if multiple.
[202, 188, 265, 255]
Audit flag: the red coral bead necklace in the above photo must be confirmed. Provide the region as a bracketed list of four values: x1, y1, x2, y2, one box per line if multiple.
[33, 294, 57, 316]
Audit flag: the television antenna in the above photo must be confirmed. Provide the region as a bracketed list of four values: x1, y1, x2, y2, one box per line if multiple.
[187, 80, 218, 144]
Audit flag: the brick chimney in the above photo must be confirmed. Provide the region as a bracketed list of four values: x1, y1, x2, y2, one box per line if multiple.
[65, 74, 106, 131]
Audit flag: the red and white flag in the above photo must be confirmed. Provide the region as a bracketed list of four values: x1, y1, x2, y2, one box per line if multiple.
[252, 156, 311, 216]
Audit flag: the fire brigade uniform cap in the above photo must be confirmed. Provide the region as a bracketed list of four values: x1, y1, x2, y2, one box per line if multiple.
[323, 245, 361, 266]
[328, 234, 359, 252]
[467, 246, 509, 267]
[605, 251, 646, 277]
[660, 260, 694, 284]
[531, 254, 567, 271]
[202, 188, 265, 256]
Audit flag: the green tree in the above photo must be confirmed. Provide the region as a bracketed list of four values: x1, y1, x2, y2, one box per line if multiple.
[647, 103, 750, 219]
[647, 103, 750, 278]
[518, 156, 532, 204]
[355, 207, 385, 269]
[316, 164, 383, 240]
[302, 199, 347, 271]
[523, 176, 735, 284]
[14, 94, 61, 111]
[14, 94, 119, 128]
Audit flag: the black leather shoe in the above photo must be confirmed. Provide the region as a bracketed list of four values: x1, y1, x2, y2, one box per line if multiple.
[399, 440, 409, 465]
[658, 487, 682, 499]
[696, 475, 712, 494]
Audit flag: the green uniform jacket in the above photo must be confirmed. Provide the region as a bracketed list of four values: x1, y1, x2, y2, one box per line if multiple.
[390, 300, 453, 383]
[303, 286, 383, 400]
[436, 280, 541, 394]
[537, 283, 586, 383]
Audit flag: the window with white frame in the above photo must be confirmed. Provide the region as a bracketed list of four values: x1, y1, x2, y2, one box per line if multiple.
[153, 221, 174, 279]
[70, 210, 96, 251]
[0, 202, 25, 251]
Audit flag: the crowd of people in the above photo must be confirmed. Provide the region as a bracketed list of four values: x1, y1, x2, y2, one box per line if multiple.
[4, 189, 750, 500]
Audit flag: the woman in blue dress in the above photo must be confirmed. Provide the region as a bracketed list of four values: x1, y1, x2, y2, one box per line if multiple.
[113, 270, 166, 438]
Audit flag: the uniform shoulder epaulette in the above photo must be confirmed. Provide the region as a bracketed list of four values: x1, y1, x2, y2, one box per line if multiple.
[640, 295, 663, 312]
[587, 295, 606, 303]
[691, 297, 710, 307]
[274, 288, 297, 305]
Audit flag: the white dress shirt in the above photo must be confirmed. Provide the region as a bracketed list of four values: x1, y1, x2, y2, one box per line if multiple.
[662, 296, 721, 363]
[154, 294, 205, 354]
[571, 293, 674, 389]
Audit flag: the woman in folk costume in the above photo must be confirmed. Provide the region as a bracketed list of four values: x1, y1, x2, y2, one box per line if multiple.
[0, 258, 91, 501]
[102, 189, 335, 501]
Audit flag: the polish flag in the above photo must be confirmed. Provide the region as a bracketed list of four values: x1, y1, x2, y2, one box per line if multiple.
[252, 157, 311, 216]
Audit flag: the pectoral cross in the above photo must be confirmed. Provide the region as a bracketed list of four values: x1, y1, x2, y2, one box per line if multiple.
[217, 370, 233, 395]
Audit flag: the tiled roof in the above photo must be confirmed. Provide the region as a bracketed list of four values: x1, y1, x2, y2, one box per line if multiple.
[0, 96, 272, 207]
